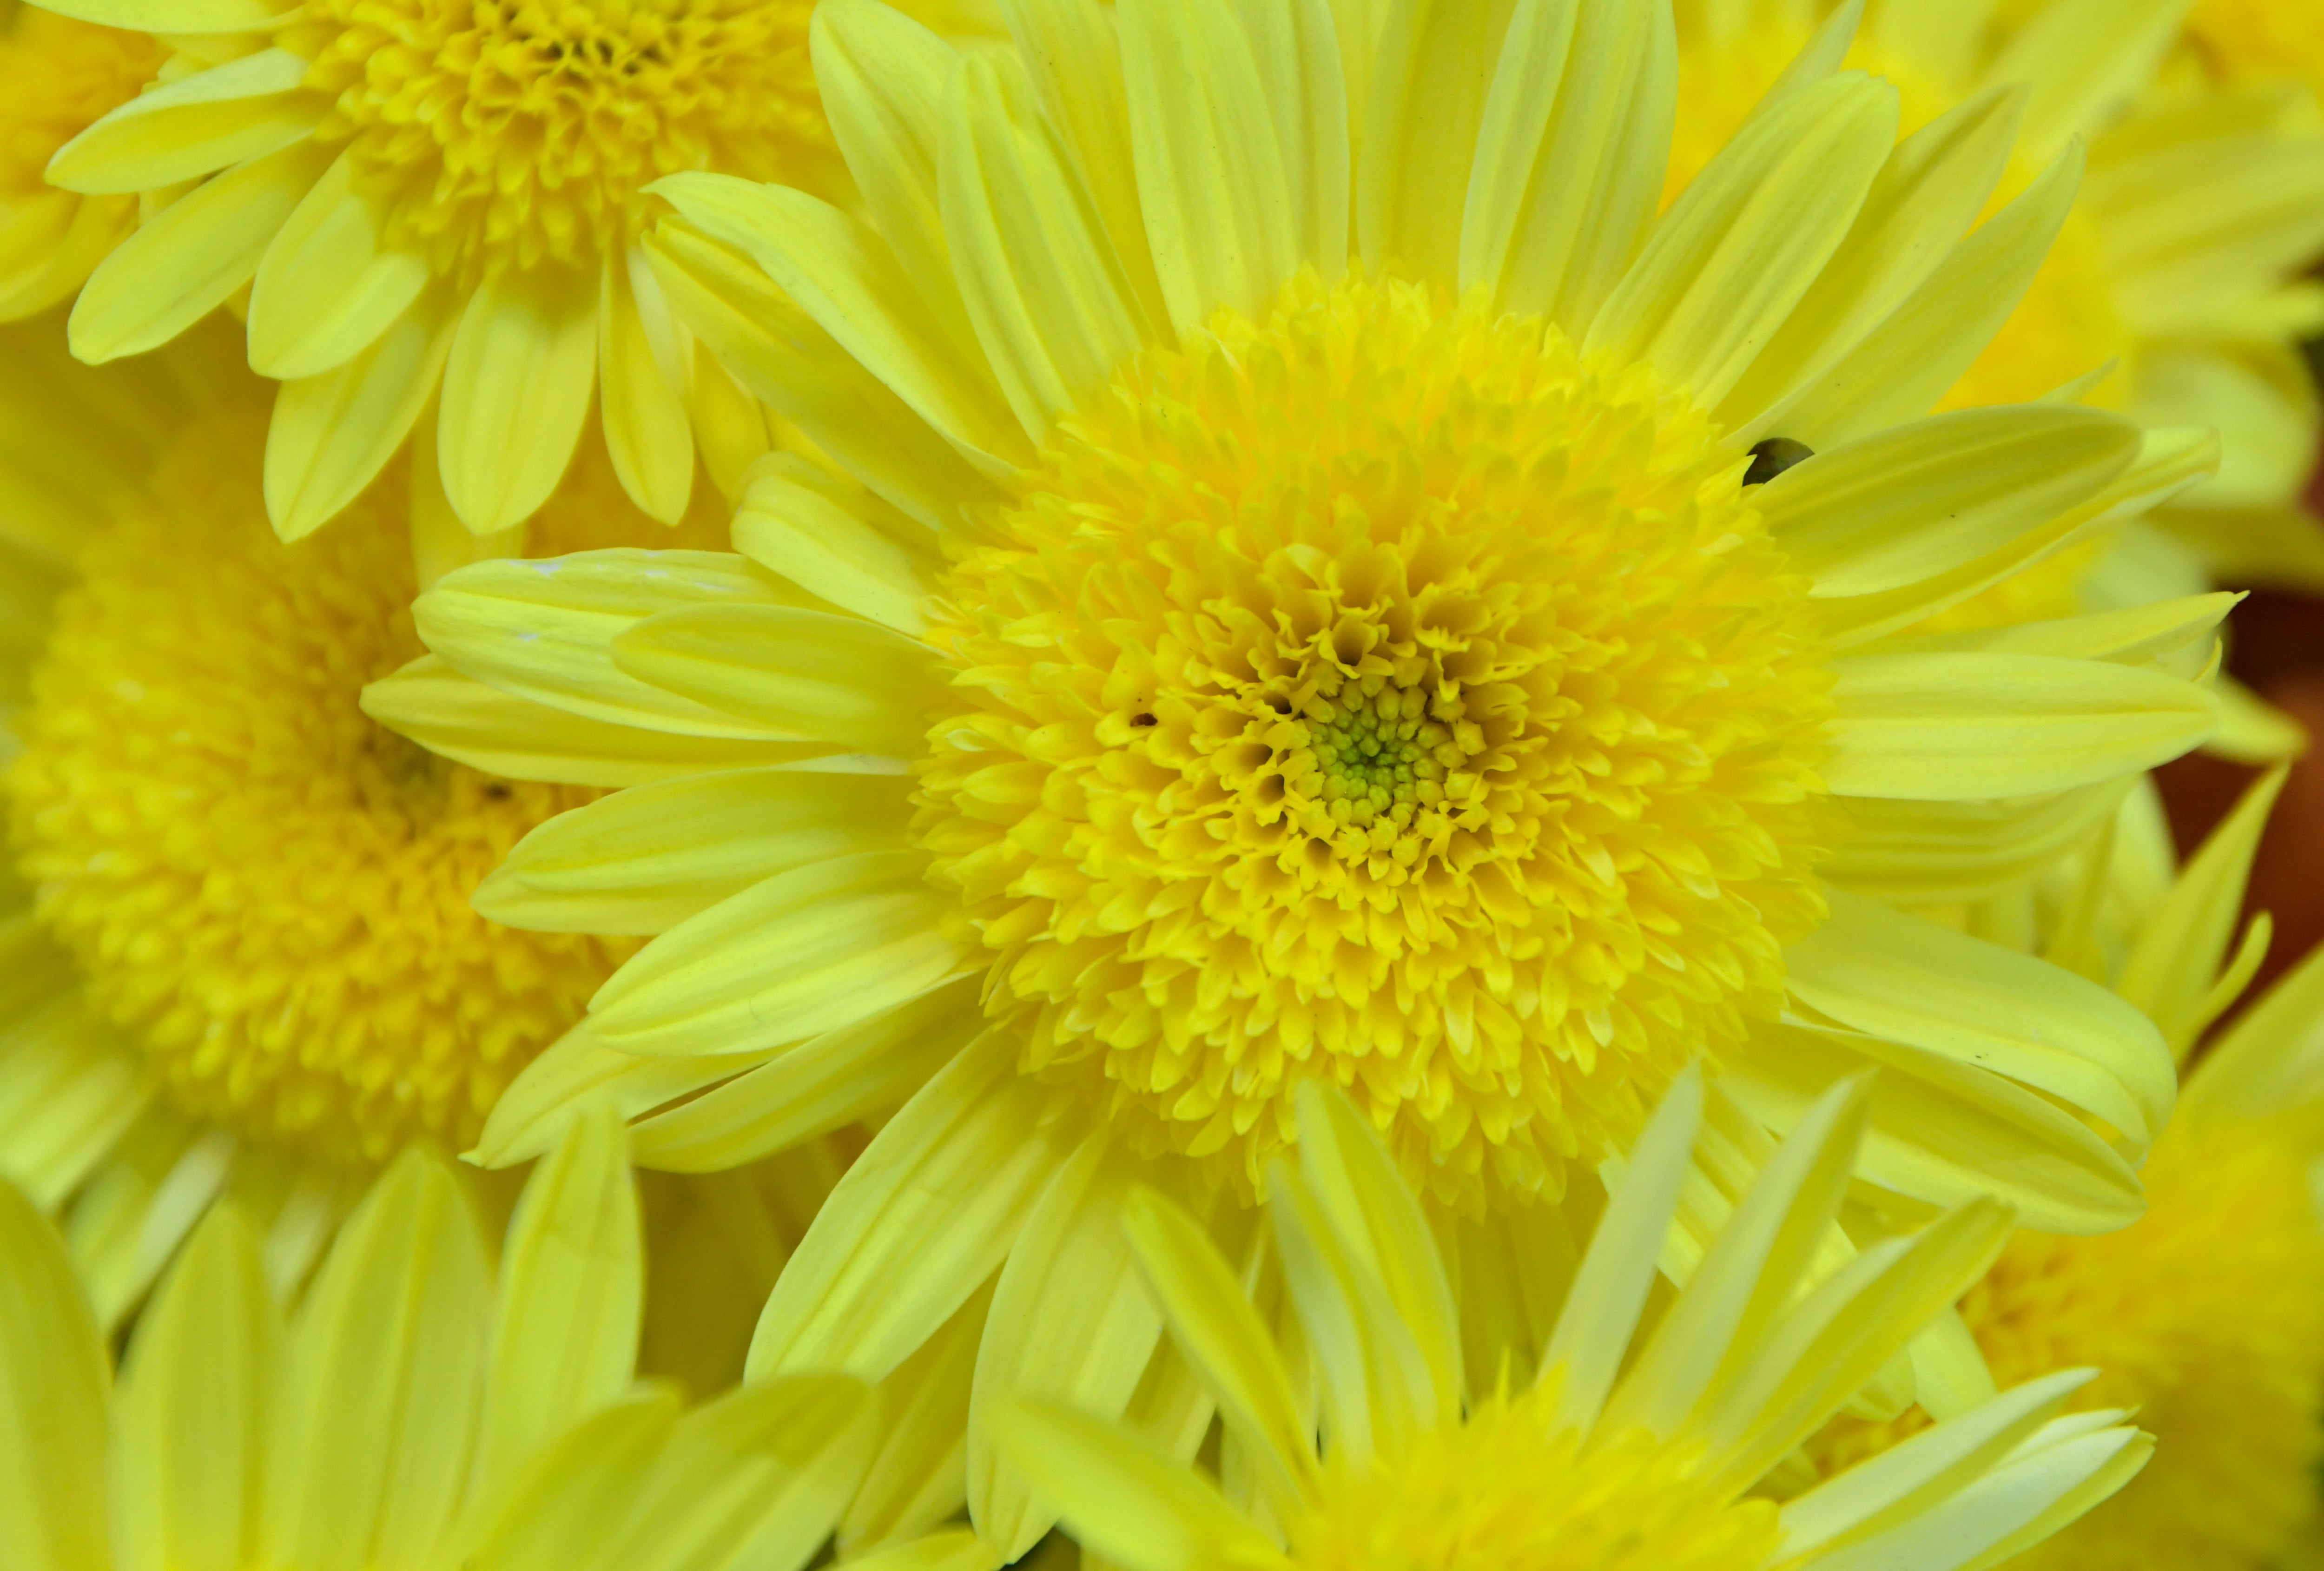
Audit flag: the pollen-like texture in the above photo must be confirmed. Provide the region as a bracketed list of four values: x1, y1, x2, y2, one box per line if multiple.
[1288, 1388, 1778, 1571]
[7, 414, 636, 1162]
[0, 8, 157, 198]
[285, 0, 838, 282]
[1813, 1117, 2324, 1571]
[915, 272, 1833, 1211]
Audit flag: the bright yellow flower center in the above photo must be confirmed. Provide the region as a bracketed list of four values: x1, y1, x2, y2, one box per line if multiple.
[1666, 18, 2132, 634]
[0, 7, 157, 198]
[284, 0, 838, 282]
[2185, 0, 2324, 98]
[1283, 1388, 1779, 1571]
[916, 272, 1833, 1211]
[5, 412, 660, 1163]
[1814, 1116, 2324, 1571]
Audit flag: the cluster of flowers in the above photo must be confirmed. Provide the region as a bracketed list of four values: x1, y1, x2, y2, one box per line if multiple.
[7, 1, 2324, 1569]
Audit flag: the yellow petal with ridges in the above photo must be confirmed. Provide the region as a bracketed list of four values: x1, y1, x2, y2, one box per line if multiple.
[111, 1208, 279, 1571]
[439, 268, 599, 534]
[70, 139, 333, 364]
[1787, 888, 2174, 1149]
[46, 49, 319, 194]
[1117, 0, 1297, 336]
[267, 1149, 490, 1571]
[747, 1031, 1077, 1382]
[479, 765, 914, 936]
[1820, 782, 2133, 907]
[1585, 72, 1895, 407]
[469, 1018, 776, 1170]
[630, 980, 984, 1172]
[597, 252, 694, 526]
[1235, 0, 1349, 277]
[1358, 0, 1500, 283]
[474, 1101, 640, 1494]
[841, 1298, 989, 1552]
[0, 1002, 150, 1210]
[732, 459, 937, 636]
[33, 0, 288, 33]
[246, 152, 429, 380]
[437, 1393, 680, 1571]
[589, 849, 968, 1060]
[969, 1135, 1167, 1559]
[1825, 650, 2218, 800]
[612, 604, 944, 755]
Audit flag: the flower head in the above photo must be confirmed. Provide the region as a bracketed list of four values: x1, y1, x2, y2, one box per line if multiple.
[29, 0, 993, 541]
[384, 2, 2227, 1552]
[995, 1076, 2150, 1571]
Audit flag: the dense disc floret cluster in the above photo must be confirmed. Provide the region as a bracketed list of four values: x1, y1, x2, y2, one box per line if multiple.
[7, 414, 633, 1161]
[915, 272, 1834, 1210]
[1289, 1388, 1778, 1571]
[284, 0, 834, 283]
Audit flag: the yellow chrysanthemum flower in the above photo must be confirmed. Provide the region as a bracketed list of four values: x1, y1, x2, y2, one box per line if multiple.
[1670, 0, 2324, 666]
[995, 1076, 2149, 1571]
[0, 1099, 894, 1571]
[17, 0, 995, 544]
[379, 1, 2230, 1551]
[0, 314, 812, 1324]
[1801, 769, 2324, 1571]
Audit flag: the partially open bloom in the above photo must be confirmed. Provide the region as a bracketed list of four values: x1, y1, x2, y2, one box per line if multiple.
[381, 1, 2224, 1550]
[1670, 0, 2324, 718]
[997, 1076, 2150, 1571]
[1809, 770, 2324, 1571]
[21, 0, 994, 542]
[0, 1099, 890, 1571]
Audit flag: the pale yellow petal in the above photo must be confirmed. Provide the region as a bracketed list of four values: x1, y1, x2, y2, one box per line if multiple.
[244, 152, 429, 380]
[0, 1000, 150, 1210]
[732, 457, 938, 636]
[968, 1136, 1166, 1559]
[1981, 0, 2184, 159]
[0, 1178, 110, 1571]
[46, 50, 319, 194]
[111, 1208, 279, 1571]
[439, 267, 599, 534]
[597, 251, 695, 526]
[1357, 0, 1500, 284]
[1821, 783, 2132, 907]
[841, 1293, 988, 1552]
[470, 1018, 776, 1170]
[33, 0, 288, 32]
[1236, 0, 1349, 277]
[70, 139, 333, 363]
[265, 281, 460, 541]
[746, 1031, 1077, 1383]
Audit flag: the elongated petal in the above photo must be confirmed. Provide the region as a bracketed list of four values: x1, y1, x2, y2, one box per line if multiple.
[1585, 73, 1895, 407]
[360, 654, 836, 788]
[70, 140, 332, 363]
[1824, 650, 2216, 800]
[1462, 0, 1673, 331]
[1821, 783, 2132, 907]
[34, 0, 287, 31]
[643, 223, 1002, 528]
[653, 174, 1028, 473]
[969, 1136, 1166, 1559]
[1358, 0, 1501, 283]
[988, 1399, 1285, 1571]
[439, 267, 598, 534]
[2117, 766, 2286, 1058]
[267, 1149, 490, 1571]
[264, 282, 459, 541]
[1122, 1187, 1317, 1523]
[47, 49, 319, 193]
[732, 460, 937, 636]
[1292, 1081, 1460, 1417]
[111, 1208, 280, 1571]
[479, 766, 913, 936]
[598, 252, 694, 525]
[1118, 0, 1297, 336]
[439, 1393, 680, 1571]
[469, 1019, 774, 1169]
[1760, 406, 2136, 598]
[1981, 0, 2183, 160]
[1726, 1022, 2143, 1236]
[1237, 0, 1350, 277]
[0, 1179, 110, 1571]
[245, 152, 428, 380]
[1787, 888, 2174, 1149]
[841, 1297, 988, 1552]
[1540, 1066, 1701, 1436]
[474, 1101, 640, 1492]
[590, 849, 966, 1059]
[613, 604, 944, 754]
[412, 550, 798, 738]
[1752, 143, 2081, 448]
[629, 978, 984, 1172]
[942, 51, 1149, 442]
[747, 1032, 1078, 1382]
[0, 1000, 150, 1209]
